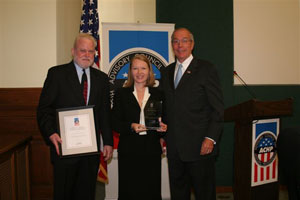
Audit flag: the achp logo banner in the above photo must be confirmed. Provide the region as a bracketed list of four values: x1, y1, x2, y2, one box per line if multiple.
[251, 118, 279, 187]
[101, 23, 175, 106]
[100, 22, 174, 200]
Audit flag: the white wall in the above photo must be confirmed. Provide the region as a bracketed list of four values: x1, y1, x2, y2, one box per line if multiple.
[0, 0, 57, 87]
[0, 0, 155, 87]
[234, 0, 300, 85]
[56, 0, 82, 65]
[1, 0, 300, 86]
[100, 0, 155, 23]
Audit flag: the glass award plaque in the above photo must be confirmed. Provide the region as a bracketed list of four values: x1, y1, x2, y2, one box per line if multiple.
[144, 100, 162, 130]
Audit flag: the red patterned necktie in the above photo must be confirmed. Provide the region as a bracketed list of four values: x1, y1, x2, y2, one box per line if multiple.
[81, 69, 88, 105]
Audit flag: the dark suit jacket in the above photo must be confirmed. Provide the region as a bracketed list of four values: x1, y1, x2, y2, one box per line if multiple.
[37, 61, 113, 161]
[112, 86, 164, 156]
[277, 127, 300, 199]
[160, 58, 224, 161]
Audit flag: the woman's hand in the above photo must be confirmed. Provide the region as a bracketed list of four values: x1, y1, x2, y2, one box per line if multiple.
[131, 123, 147, 133]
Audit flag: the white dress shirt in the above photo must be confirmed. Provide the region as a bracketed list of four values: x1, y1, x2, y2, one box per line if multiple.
[133, 86, 151, 135]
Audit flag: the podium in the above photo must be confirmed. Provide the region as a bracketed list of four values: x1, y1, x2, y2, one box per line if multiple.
[225, 98, 293, 200]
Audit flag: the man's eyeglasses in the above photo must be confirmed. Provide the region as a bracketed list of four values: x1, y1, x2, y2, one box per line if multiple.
[171, 38, 192, 45]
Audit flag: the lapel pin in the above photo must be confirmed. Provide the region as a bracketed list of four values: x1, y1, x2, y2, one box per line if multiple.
[187, 70, 191, 74]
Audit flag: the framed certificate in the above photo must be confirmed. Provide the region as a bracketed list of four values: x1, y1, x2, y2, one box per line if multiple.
[56, 106, 99, 157]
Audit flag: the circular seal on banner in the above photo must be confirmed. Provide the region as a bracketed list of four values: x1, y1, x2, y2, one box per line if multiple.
[254, 131, 277, 166]
[108, 48, 168, 105]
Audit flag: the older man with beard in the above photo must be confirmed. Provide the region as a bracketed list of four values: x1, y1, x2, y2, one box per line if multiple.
[37, 33, 113, 200]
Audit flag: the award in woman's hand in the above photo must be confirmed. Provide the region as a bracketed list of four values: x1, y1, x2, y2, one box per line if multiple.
[144, 100, 162, 130]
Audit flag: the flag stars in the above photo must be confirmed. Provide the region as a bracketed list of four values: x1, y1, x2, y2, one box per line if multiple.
[81, 0, 99, 66]
[122, 72, 128, 78]
[258, 137, 273, 147]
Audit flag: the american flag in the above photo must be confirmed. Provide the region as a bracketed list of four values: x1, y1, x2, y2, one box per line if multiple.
[80, 0, 100, 67]
[80, 0, 108, 183]
[251, 120, 279, 187]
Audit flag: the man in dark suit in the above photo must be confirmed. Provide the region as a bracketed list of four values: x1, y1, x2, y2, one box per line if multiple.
[160, 28, 224, 200]
[37, 33, 113, 200]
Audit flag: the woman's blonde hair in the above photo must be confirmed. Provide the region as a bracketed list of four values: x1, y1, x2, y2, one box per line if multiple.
[124, 54, 155, 87]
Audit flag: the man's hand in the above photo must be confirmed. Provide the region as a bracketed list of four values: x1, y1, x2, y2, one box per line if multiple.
[49, 133, 62, 155]
[160, 138, 166, 155]
[103, 145, 113, 161]
[200, 138, 214, 155]
[157, 118, 167, 132]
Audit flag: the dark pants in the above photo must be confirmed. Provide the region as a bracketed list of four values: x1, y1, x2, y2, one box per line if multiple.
[52, 155, 100, 200]
[167, 156, 216, 200]
[118, 154, 162, 200]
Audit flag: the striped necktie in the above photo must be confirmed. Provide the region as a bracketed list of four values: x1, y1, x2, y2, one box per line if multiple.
[81, 69, 88, 104]
[174, 64, 183, 88]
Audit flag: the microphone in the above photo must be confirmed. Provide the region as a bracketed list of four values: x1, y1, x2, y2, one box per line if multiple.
[233, 70, 257, 99]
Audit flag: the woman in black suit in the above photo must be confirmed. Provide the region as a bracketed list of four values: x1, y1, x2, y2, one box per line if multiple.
[112, 54, 167, 200]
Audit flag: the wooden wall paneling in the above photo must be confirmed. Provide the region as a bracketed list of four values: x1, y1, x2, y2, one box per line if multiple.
[0, 88, 53, 200]
[30, 139, 53, 200]
[0, 152, 16, 200]
[0, 133, 32, 200]
[16, 144, 31, 200]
